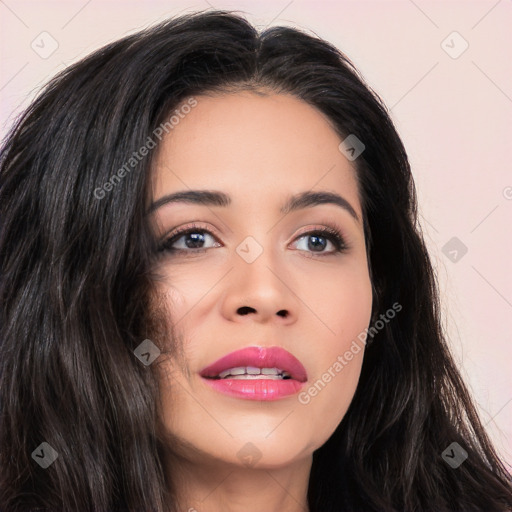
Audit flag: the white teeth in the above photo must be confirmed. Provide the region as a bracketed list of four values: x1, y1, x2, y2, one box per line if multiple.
[217, 367, 291, 379]
[227, 367, 246, 377]
[230, 374, 283, 380]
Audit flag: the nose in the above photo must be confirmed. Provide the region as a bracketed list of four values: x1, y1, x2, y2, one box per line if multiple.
[219, 247, 299, 325]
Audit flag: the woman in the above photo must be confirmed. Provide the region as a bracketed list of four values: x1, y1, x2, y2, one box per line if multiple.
[0, 10, 511, 512]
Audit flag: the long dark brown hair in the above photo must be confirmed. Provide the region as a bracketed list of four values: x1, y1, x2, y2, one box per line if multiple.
[1, 10, 511, 512]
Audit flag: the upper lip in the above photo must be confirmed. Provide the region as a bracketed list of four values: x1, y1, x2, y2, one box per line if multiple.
[200, 346, 308, 382]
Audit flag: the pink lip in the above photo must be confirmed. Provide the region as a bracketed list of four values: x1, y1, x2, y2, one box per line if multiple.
[200, 346, 308, 401]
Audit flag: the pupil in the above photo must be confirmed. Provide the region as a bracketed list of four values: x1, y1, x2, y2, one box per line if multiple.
[185, 233, 204, 249]
[309, 235, 326, 251]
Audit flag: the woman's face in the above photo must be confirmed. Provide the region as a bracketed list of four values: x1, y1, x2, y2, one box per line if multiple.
[150, 91, 373, 469]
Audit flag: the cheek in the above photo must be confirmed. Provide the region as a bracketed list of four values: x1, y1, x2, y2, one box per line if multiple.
[331, 271, 373, 343]
[295, 255, 373, 340]
[298, 293, 369, 444]
[298, 350, 364, 447]
[153, 262, 220, 315]
[294, 261, 372, 437]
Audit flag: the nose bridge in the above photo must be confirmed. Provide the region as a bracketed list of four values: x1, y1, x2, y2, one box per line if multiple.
[230, 201, 279, 269]
[235, 232, 282, 296]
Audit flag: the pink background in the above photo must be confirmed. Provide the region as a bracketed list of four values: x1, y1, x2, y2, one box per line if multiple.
[1, 0, 511, 468]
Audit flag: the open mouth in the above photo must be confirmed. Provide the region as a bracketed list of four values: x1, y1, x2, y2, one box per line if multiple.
[199, 346, 307, 400]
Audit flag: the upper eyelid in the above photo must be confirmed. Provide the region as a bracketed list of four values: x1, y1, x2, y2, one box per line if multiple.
[163, 222, 219, 241]
[163, 223, 347, 247]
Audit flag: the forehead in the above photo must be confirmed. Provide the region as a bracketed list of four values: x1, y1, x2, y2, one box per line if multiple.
[151, 92, 362, 218]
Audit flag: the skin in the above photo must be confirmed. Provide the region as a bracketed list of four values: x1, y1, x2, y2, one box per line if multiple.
[149, 91, 373, 512]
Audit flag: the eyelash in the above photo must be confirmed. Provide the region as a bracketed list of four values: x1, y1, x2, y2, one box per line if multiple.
[157, 222, 349, 258]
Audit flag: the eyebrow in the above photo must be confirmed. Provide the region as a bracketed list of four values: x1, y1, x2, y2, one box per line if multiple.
[148, 189, 359, 222]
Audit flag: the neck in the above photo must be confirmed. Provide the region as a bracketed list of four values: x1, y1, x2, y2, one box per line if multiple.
[168, 452, 312, 512]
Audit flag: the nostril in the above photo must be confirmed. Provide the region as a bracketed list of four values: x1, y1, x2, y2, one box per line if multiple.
[277, 310, 288, 318]
[237, 306, 255, 315]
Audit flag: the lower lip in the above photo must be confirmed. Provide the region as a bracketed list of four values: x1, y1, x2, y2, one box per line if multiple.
[201, 377, 305, 400]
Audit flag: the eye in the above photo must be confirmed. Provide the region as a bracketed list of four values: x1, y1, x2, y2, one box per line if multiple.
[292, 225, 348, 256]
[157, 223, 221, 255]
[157, 222, 349, 258]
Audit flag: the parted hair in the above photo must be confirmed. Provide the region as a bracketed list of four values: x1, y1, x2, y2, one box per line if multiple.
[1, 10, 511, 512]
